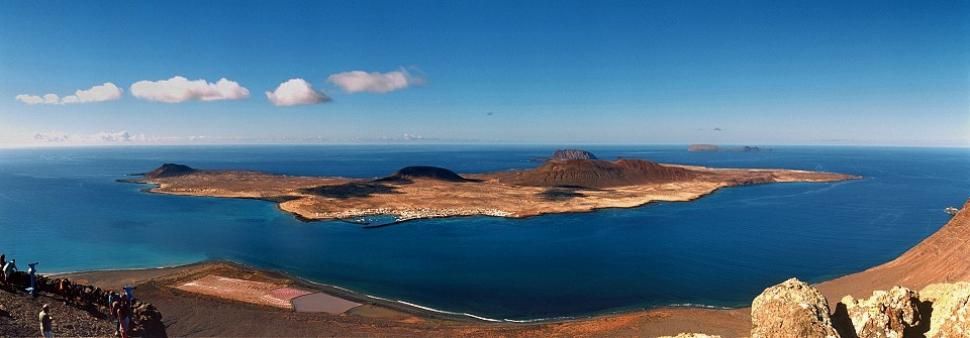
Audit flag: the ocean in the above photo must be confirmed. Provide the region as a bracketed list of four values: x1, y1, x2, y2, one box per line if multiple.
[0, 145, 967, 321]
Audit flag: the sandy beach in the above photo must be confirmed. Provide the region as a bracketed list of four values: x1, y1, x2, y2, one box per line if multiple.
[62, 261, 754, 337]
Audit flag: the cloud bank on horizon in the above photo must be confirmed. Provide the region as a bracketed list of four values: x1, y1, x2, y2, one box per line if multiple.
[33, 130, 148, 144]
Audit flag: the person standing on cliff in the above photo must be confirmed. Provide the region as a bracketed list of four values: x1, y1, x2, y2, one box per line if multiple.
[39, 304, 53, 338]
[0, 254, 5, 284]
[110, 296, 121, 337]
[27, 262, 38, 297]
[58, 279, 73, 305]
[111, 294, 131, 338]
[2, 259, 16, 286]
[116, 294, 131, 338]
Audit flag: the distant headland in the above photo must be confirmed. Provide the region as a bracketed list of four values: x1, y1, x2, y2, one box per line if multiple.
[129, 149, 858, 223]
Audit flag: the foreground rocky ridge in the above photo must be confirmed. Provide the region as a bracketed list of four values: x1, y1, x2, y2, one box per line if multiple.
[666, 279, 969, 338]
[770, 279, 967, 338]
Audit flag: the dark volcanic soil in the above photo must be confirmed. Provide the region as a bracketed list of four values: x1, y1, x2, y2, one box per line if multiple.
[375, 166, 474, 183]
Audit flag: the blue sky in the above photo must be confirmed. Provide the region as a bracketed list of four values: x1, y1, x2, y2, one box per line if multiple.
[0, 0, 967, 146]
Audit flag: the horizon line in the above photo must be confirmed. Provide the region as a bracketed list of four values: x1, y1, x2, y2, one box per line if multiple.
[1, 142, 968, 150]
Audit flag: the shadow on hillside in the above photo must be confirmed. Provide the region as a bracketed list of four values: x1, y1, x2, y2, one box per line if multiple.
[537, 186, 588, 201]
[301, 182, 402, 199]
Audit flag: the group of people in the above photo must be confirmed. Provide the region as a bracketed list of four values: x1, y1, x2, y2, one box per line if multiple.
[1, 254, 39, 297]
[108, 286, 136, 338]
[1, 253, 137, 338]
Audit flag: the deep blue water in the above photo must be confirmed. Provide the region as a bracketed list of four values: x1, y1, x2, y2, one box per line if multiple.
[0, 145, 967, 320]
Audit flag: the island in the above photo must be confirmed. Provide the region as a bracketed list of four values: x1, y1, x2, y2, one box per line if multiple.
[129, 149, 858, 223]
[688, 144, 764, 152]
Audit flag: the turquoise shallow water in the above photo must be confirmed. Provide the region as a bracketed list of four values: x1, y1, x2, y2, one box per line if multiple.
[0, 145, 967, 320]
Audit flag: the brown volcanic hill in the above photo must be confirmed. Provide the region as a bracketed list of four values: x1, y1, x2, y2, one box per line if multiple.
[550, 149, 598, 161]
[374, 166, 473, 183]
[144, 163, 196, 179]
[493, 151, 697, 188]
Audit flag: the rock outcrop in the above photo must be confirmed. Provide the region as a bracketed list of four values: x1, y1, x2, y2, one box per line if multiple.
[747, 278, 970, 338]
[919, 282, 970, 338]
[838, 286, 922, 338]
[751, 278, 840, 338]
[658, 333, 722, 338]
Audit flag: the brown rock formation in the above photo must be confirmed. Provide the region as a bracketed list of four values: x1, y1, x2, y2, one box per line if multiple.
[837, 286, 922, 338]
[658, 333, 723, 338]
[920, 282, 970, 338]
[751, 278, 840, 338]
[935, 296, 970, 338]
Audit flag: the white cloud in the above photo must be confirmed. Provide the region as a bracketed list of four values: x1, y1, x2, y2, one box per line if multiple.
[327, 68, 422, 93]
[43, 94, 60, 104]
[71, 82, 123, 103]
[15, 82, 123, 105]
[130, 76, 249, 103]
[265, 78, 330, 106]
[16, 94, 45, 105]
